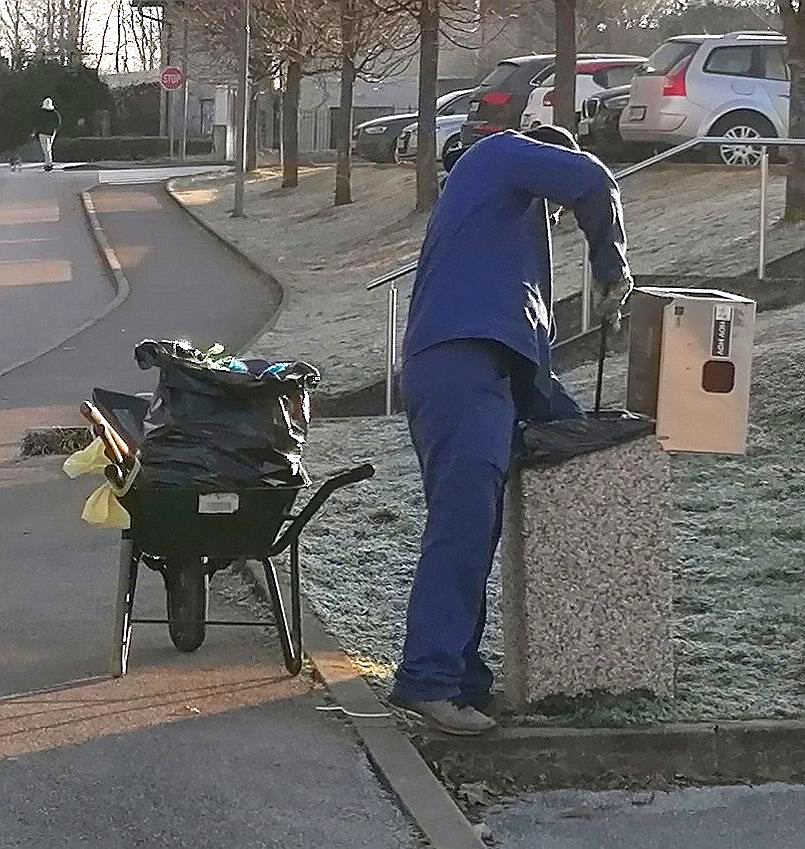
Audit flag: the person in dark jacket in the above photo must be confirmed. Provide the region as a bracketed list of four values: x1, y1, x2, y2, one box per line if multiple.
[33, 98, 62, 171]
[389, 126, 632, 736]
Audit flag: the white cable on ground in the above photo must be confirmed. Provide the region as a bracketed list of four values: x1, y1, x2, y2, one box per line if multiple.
[315, 705, 391, 719]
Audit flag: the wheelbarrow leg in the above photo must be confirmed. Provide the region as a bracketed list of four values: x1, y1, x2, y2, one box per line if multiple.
[262, 539, 302, 676]
[110, 534, 139, 677]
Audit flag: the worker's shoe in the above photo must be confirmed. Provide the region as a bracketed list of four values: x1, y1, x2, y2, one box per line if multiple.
[388, 695, 497, 736]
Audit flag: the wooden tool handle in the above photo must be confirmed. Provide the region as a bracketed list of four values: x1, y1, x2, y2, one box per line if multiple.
[81, 401, 131, 466]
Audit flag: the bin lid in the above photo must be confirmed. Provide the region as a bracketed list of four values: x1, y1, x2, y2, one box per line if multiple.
[634, 286, 755, 306]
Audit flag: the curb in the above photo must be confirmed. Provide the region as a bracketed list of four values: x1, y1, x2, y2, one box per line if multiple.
[164, 177, 286, 345]
[0, 189, 131, 380]
[418, 720, 805, 791]
[234, 559, 487, 849]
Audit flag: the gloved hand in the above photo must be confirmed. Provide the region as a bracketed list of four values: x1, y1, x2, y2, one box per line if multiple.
[592, 274, 633, 330]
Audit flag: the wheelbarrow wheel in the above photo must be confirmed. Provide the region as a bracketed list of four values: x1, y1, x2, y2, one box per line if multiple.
[165, 560, 208, 652]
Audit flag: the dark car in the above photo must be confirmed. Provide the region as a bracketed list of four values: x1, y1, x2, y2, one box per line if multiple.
[460, 53, 644, 146]
[578, 83, 651, 160]
[354, 89, 475, 163]
[578, 84, 632, 154]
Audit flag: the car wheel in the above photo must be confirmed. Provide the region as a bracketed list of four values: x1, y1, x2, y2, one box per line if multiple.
[709, 112, 775, 167]
[441, 133, 462, 162]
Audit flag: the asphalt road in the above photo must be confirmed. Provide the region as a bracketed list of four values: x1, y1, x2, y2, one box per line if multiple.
[487, 784, 805, 849]
[0, 168, 112, 374]
[0, 171, 418, 848]
[0, 177, 281, 452]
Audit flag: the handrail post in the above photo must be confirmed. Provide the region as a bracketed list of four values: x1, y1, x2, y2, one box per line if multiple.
[385, 283, 398, 416]
[758, 146, 769, 280]
[581, 242, 591, 333]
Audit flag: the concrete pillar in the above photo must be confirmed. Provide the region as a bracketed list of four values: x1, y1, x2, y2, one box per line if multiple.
[501, 435, 675, 710]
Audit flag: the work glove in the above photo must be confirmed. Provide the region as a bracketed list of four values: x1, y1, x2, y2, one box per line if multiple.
[592, 274, 633, 331]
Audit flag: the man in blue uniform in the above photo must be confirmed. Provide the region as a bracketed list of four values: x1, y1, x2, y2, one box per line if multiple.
[389, 127, 632, 735]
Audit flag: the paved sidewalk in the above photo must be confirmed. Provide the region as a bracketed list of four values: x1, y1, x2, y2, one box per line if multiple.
[0, 182, 422, 848]
[0, 458, 418, 849]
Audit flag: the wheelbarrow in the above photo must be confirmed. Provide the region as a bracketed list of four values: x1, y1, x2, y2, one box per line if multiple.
[88, 388, 375, 677]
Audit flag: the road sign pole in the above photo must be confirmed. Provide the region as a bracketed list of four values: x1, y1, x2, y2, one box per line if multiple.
[232, 0, 250, 218]
[166, 23, 174, 160]
[168, 89, 175, 159]
[181, 18, 189, 161]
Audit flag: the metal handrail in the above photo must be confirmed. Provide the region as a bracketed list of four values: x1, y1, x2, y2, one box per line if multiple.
[367, 134, 805, 414]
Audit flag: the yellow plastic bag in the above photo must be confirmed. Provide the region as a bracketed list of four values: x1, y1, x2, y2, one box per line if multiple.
[63, 437, 137, 529]
[63, 436, 108, 478]
[80, 484, 132, 529]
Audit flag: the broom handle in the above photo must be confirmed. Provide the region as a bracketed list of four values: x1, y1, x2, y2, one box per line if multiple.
[594, 321, 608, 414]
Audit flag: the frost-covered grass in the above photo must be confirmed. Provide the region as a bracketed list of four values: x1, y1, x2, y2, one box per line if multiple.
[289, 303, 805, 725]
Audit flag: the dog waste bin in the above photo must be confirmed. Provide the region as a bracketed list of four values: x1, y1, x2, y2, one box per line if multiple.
[627, 287, 756, 455]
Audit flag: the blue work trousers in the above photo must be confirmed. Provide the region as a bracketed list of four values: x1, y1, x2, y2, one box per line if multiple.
[392, 339, 581, 704]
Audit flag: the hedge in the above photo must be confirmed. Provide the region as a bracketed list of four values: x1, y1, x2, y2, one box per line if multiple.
[0, 61, 112, 152]
[53, 136, 213, 161]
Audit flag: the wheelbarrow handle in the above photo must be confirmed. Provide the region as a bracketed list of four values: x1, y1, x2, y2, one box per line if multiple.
[269, 463, 375, 555]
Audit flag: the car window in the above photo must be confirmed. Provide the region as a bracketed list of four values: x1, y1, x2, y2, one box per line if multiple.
[604, 65, 638, 87]
[762, 45, 789, 81]
[643, 40, 699, 75]
[439, 92, 473, 115]
[704, 46, 755, 77]
[479, 62, 518, 88]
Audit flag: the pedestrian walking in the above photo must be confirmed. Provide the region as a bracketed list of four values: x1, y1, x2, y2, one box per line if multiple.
[389, 126, 633, 736]
[33, 98, 62, 172]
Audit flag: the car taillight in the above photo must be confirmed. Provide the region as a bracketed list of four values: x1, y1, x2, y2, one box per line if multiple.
[542, 90, 554, 107]
[477, 124, 503, 134]
[662, 56, 692, 97]
[481, 92, 512, 106]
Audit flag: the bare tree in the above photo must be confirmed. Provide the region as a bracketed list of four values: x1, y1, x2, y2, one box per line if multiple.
[778, 0, 805, 220]
[316, 0, 413, 205]
[0, 0, 26, 68]
[553, 0, 576, 131]
[368, 0, 478, 212]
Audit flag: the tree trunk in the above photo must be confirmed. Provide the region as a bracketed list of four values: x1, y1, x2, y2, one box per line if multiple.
[785, 46, 805, 220]
[282, 59, 301, 189]
[334, 59, 356, 206]
[553, 0, 577, 132]
[416, 0, 440, 213]
[246, 92, 259, 172]
[334, 0, 356, 206]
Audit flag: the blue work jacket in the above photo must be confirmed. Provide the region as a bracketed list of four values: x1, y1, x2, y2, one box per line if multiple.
[403, 130, 630, 367]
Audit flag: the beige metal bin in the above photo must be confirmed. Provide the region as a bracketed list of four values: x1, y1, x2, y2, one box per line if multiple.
[627, 287, 756, 455]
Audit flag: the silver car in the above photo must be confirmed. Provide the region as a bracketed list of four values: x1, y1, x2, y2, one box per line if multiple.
[620, 31, 789, 166]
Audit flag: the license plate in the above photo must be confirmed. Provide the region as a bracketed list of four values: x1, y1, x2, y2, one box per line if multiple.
[469, 102, 480, 113]
[628, 106, 646, 121]
[578, 121, 590, 136]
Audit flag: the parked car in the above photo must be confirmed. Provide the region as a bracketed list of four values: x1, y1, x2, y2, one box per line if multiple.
[578, 84, 633, 154]
[460, 52, 643, 146]
[620, 31, 789, 166]
[519, 58, 645, 131]
[354, 89, 474, 163]
[396, 111, 467, 162]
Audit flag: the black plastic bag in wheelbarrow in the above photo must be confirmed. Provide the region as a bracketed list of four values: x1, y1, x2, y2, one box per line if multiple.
[134, 339, 320, 488]
[517, 410, 654, 467]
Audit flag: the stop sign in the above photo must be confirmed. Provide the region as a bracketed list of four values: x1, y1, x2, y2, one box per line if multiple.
[160, 66, 184, 91]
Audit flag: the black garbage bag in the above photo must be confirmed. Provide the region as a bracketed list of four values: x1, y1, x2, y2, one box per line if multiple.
[517, 410, 654, 467]
[134, 340, 320, 488]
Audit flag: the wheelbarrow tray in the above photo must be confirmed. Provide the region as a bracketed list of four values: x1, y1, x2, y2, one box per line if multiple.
[121, 482, 307, 560]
